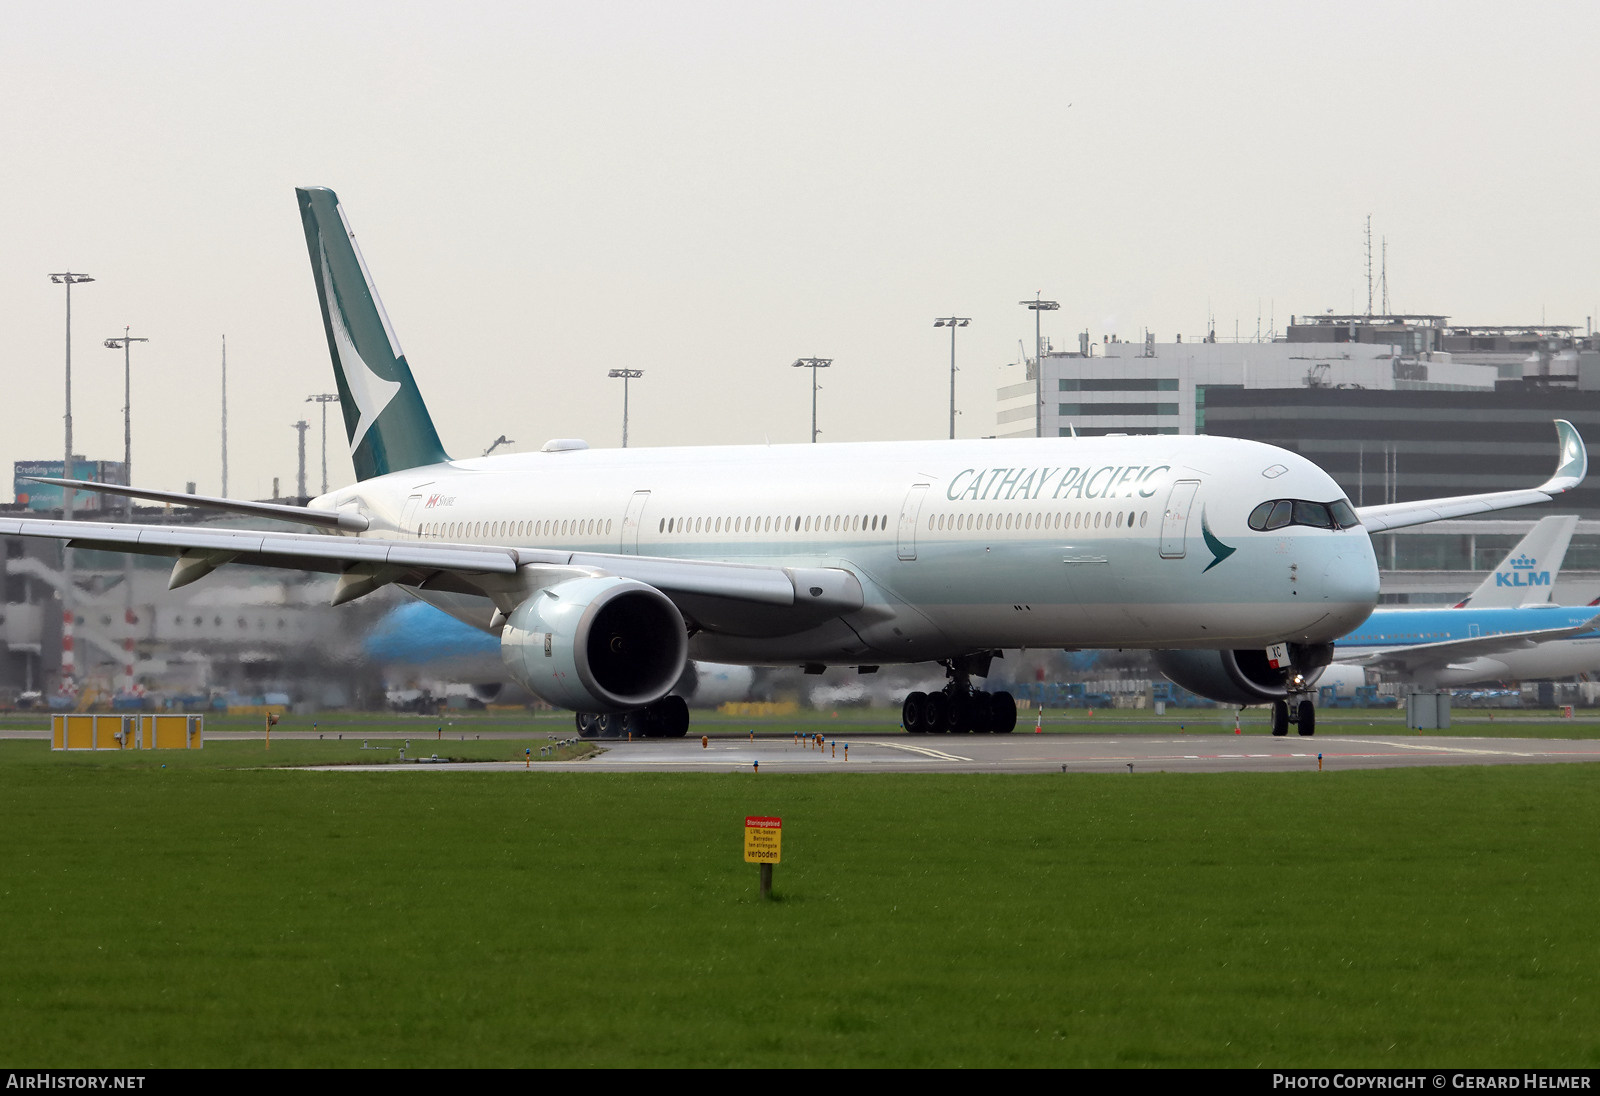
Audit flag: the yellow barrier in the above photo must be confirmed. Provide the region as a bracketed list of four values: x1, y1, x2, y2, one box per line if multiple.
[142, 714, 202, 749]
[717, 701, 799, 718]
[51, 714, 202, 750]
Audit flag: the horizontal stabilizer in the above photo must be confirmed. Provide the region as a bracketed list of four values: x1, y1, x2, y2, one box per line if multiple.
[25, 477, 369, 532]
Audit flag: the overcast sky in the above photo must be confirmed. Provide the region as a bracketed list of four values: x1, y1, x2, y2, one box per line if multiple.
[3, 1, 1598, 499]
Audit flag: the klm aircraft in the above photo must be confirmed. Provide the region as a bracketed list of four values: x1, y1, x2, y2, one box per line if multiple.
[1453, 515, 1576, 608]
[1335, 604, 1600, 689]
[1332, 515, 1600, 689]
[11, 187, 1589, 739]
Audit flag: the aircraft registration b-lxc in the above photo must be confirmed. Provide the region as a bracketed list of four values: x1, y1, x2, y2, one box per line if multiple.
[12, 187, 1591, 738]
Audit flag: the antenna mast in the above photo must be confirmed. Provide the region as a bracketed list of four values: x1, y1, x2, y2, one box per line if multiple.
[220, 335, 228, 497]
[1365, 215, 1373, 317]
[1381, 237, 1390, 315]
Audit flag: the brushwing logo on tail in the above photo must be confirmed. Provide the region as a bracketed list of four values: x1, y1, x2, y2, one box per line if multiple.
[1200, 508, 1235, 572]
[320, 240, 400, 449]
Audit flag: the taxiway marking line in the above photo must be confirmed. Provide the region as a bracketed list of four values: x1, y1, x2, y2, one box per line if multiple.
[853, 739, 974, 762]
[1338, 738, 1542, 757]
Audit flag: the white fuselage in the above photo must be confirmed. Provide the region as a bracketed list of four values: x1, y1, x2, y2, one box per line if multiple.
[1433, 638, 1600, 685]
[312, 433, 1381, 666]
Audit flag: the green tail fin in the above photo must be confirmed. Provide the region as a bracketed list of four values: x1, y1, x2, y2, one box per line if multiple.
[297, 187, 450, 481]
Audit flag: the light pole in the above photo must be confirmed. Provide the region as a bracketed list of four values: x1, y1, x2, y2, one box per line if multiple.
[49, 272, 92, 696]
[791, 358, 832, 442]
[933, 317, 970, 439]
[104, 328, 148, 518]
[50, 274, 94, 518]
[306, 393, 340, 494]
[292, 420, 309, 498]
[103, 326, 145, 700]
[1019, 294, 1059, 437]
[608, 369, 644, 447]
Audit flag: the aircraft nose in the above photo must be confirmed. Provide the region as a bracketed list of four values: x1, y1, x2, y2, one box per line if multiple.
[1320, 538, 1381, 633]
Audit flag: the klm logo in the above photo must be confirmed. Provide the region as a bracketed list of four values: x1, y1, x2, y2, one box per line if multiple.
[1496, 555, 1551, 588]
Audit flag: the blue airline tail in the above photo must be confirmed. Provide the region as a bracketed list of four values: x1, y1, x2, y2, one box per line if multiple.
[296, 187, 450, 481]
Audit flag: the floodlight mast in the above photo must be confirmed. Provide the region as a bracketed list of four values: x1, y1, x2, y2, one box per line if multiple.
[104, 328, 149, 519]
[608, 369, 644, 447]
[50, 273, 93, 521]
[933, 317, 970, 440]
[1019, 294, 1059, 437]
[49, 272, 92, 696]
[103, 326, 148, 690]
[791, 358, 832, 442]
[305, 393, 340, 494]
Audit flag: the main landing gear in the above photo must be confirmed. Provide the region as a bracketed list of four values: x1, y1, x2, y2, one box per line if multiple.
[901, 655, 1017, 734]
[576, 695, 691, 739]
[1269, 696, 1316, 737]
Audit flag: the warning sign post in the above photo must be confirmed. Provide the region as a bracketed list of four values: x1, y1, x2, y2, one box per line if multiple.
[744, 816, 781, 899]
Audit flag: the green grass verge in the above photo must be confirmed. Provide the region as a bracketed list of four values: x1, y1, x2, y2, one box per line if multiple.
[3, 740, 1599, 1067]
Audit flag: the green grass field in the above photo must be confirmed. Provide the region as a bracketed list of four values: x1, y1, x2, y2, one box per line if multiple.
[5, 728, 1600, 1068]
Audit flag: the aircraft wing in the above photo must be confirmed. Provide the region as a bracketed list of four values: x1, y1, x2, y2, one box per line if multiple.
[1341, 613, 1600, 676]
[1355, 420, 1587, 533]
[0, 513, 862, 636]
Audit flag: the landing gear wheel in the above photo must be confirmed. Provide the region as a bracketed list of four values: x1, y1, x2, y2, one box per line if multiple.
[946, 691, 972, 734]
[924, 691, 950, 734]
[902, 691, 927, 734]
[1296, 699, 1316, 737]
[597, 712, 628, 738]
[656, 695, 690, 738]
[1271, 701, 1289, 736]
[965, 691, 991, 734]
[991, 691, 1018, 734]
[576, 712, 600, 739]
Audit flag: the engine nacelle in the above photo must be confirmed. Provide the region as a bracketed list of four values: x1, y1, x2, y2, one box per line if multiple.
[1153, 644, 1332, 706]
[500, 577, 688, 713]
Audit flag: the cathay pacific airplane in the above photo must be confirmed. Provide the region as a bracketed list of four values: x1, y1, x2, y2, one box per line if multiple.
[12, 187, 1589, 739]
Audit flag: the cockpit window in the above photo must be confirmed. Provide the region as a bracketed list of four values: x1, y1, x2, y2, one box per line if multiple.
[1248, 497, 1361, 532]
[1329, 499, 1359, 527]
[1293, 500, 1334, 529]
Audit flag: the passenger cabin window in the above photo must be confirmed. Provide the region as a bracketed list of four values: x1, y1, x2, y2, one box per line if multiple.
[1248, 498, 1360, 531]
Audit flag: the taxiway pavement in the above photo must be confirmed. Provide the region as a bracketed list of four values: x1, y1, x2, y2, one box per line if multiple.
[305, 732, 1600, 775]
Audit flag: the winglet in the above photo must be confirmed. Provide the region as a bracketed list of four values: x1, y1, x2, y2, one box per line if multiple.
[1538, 419, 1587, 495]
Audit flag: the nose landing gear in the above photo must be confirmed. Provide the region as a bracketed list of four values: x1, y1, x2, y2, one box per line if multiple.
[1270, 696, 1317, 736]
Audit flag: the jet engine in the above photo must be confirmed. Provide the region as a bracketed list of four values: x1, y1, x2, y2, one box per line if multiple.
[1153, 644, 1332, 706]
[500, 576, 688, 712]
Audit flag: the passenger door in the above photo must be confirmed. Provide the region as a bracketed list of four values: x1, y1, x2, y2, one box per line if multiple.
[621, 490, 651, 554]
[1160, 480, 1200, 559]
[897, 484, 930, 561]
[399, 494, 423, 538]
